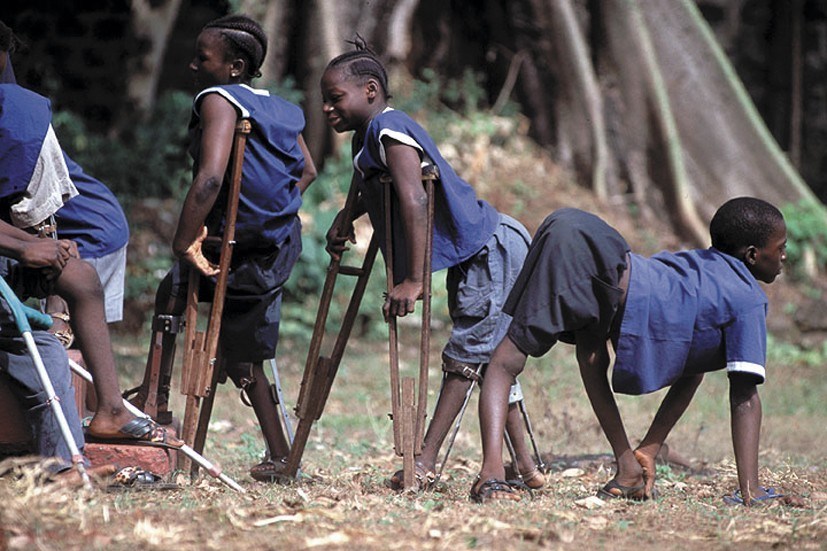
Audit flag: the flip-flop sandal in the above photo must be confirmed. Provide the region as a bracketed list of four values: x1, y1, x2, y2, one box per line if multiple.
[85, 417, 184, 449]
[48, 312, 74, 349]
[250, 456, 290, 483]
[470, 477, 524, 504]
[597, 478, 647, 500]
[386, 462, 437, 491]
[106, 466, 179, 492]
[722, 487, 785, 506]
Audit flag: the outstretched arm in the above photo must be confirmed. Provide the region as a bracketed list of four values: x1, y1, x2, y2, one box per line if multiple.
[729, 373, 763, 503]
[172, 93, 237, 275]
[325, 175, 365, 261]
[383, 140, 427, 319]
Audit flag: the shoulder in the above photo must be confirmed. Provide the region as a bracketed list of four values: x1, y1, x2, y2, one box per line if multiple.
[0, 84, 51, 116]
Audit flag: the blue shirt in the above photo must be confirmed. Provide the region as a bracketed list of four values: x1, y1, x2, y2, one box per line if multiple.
[353, 108, 499, 281]
[0, 84, 51, 202]
[190, 84, 305, 249]
[613, 248, 768, 395]
[56, 154, 129, 258]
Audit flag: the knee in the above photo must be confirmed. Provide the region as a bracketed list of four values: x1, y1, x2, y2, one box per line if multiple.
[58, 258, 104, 302]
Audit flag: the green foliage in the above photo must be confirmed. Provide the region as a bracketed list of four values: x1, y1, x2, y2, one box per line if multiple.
[53, 90, 193, 203]
[780, 200, 827, 279]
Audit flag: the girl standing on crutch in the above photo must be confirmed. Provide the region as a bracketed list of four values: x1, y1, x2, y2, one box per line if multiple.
[321, 41, 544, 492]
[128, 14, 316, 483]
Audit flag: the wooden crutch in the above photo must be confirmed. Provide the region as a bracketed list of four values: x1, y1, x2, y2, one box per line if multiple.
[285, 163, 438, 485]
[383, 163, 437, 490]
[285, 178, 379, 477]
[179, 119, 251, 476]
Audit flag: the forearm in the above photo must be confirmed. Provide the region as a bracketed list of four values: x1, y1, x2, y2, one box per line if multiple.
[171, 174, 222, 256]
[296, 134, 317, 194]
[399, 193, 428, 283]
[730, 377, 762, 500]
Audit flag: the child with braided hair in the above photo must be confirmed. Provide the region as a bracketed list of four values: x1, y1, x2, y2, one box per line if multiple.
[128, 14, 317, 482]
[321, 41, 545, 492]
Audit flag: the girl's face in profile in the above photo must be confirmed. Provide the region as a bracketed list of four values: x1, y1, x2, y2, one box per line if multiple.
[189, 29, 235, 90]
[320, 68, 376, 134]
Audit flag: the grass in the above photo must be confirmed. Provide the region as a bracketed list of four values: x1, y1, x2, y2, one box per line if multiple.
[1, 325, 826, 550]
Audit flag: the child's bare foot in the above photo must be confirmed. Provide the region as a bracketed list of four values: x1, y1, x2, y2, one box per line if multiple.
[634, 446, 658, 499]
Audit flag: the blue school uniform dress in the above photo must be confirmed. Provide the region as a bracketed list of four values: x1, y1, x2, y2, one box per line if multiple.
[613, 249, 768, 395]
[56, 154, 129, 260]
[0, 84, 53, 206]
[176, 83, 305, 363]
[353, 108, 499, 282]
[353, 108, 527, 364]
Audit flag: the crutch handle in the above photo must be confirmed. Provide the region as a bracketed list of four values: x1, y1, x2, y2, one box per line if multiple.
[0, 278, 53, 332]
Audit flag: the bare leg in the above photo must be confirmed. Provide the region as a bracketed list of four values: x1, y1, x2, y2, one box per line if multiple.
[53, 258, 135, 436]
[504, 403, 544, 486]
[476, 336, 528, 492]
[634, 374, 704, 497]
[417, 373, 473, 472]
[575, 330, 643, 493]
[236, 362, 289, 459]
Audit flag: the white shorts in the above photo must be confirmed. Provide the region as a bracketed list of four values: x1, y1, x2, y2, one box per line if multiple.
[83, 245, 127, 323]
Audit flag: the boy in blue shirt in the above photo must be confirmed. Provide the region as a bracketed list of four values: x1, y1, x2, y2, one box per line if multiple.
[473, 198, 798, 507]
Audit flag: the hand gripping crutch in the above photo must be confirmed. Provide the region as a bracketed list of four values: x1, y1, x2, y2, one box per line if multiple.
[383, 162, 438, 490]
[179, 119, 251, 478]
[66, 358, 245, 492]
[0, 277, 91, 489]
[285, 178, 380, 478]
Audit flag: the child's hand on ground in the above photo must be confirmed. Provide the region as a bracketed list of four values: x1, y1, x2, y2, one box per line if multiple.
[383, 279, 423, 320]
[182, 226, 220, 277]
[325, 211, 356, 261]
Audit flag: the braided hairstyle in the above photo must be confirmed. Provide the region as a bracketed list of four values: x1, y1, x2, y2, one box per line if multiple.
[0, 19, 22, 53]
[710, 197, 784, 256]
[326, 36, 392, 100]
[203, 14, 267, 80]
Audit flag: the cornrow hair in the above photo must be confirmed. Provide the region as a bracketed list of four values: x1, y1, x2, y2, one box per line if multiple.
[204, 14, 268, 79]
[326, 35, 392, 99]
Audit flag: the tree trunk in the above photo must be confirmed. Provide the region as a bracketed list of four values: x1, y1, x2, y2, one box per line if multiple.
[127, 0, 183, 115]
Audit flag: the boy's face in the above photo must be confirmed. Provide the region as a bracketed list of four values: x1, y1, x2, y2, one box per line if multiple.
[747, 221, 787, 284]
[320, 68, 377, 133]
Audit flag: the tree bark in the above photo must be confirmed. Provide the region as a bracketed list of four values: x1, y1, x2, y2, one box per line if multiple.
[127, 0, 183, 115]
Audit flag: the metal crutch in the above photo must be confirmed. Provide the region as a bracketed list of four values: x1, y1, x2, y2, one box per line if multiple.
[434, 364, 483, 481]
[268, 357, 294, 445]
[0, 277, 91, 489]
[67, 358, 245, 493]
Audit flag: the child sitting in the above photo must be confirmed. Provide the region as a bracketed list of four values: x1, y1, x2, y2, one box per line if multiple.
[321, 41, 544, 491]
[473, 199, 800, 507]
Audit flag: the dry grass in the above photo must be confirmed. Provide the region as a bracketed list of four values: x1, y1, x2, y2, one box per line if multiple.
[1, 331, 825, 550]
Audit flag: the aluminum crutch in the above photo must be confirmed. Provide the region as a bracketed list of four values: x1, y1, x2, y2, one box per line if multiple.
[0, 277, 91, 489]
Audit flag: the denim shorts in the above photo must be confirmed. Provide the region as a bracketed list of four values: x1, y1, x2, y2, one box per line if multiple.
[442, 214, 530, 364]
